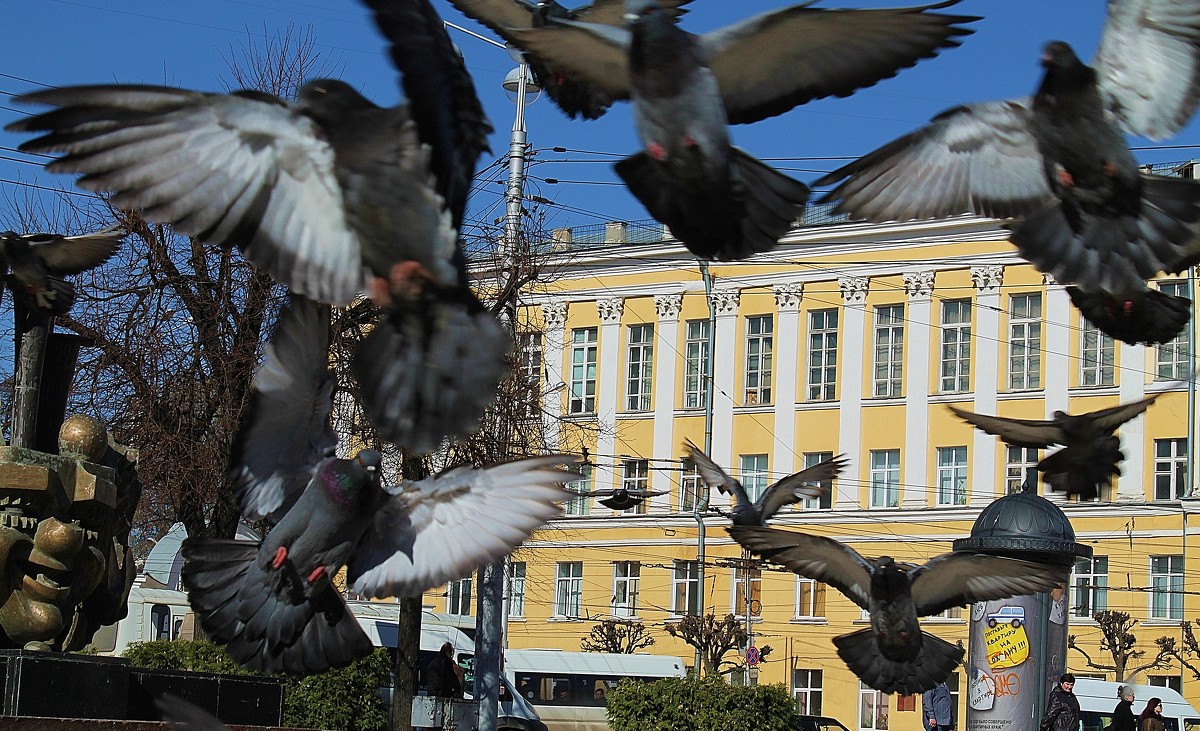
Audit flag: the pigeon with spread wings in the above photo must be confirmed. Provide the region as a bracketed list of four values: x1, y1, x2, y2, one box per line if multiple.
[683, 439, 846, 524]
[948, 395, 1157, 500]
[504, 0, 977, 260]
[0, 229, 122, 317]
[182, 295, 574, 675]
[817, 1, 1200, 345]
[729, 525, 1068, 694]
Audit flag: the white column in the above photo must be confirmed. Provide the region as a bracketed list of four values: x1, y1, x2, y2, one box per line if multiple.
[540, 301, 568, 450]
[772, 284, 803, 477]
[652, 294, 683, 509]
[902, 271, 934, 509]
[710, 289, 741, 470]
[970, 266, 1003, 506]
[596, 297, 624, 491]
[1117, 341, 1149, 502]
[1042, 274, 1070, 505]
[837, 276, 868, 509]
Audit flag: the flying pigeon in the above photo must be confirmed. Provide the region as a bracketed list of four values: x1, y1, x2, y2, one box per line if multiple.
[504, 0, 977, 260]
[6, 0, 509, 452]
[683, 439, 846, 524]
[817, 2, 1200, 344]
[572, 487, 668, 511]
[181, 295, 575, 675]
[948, 396, 1157, 501]
[447, 0, 692, 119]
[729, 525, 1068, 694]
[0, 229, 122, 316]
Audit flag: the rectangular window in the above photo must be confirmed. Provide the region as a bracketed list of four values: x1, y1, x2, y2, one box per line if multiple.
[940, 300, 971, 393]
[859, 682, 888, 731]
[1008, 294, 1042, 389]
[739, 454, 769, 504]
[1006, 446, 1040, 495]
[679, 460, 702, 513]
[794, 578, 826, 619]
[869, 449, 900, 508]
[672, 560, 700, 616]
[730, 564, 761, 619]
[1155, 438, 1188, 501]
[555, 562, 583, 619]
[744, 315, 774, 405]
[621, 459, 650, 514]
[565, 463, 592, 517]
[625, 324, 653, 412]
[873, 304, 904, 398]
[447, 576, 472, 616]
[807, 309, 839, 400]
[792, 669, 823, 715]
[507, 562, 526, 618]
[684, 320, 710, 409]
[1150, 555, 1184, 620]
[802, 452, 835, 510]
[1078, 320, 1115, 387]
[1071, 556, 1108, 618]
[1156, 281, 1191, 380]
[612, 562, 641, 618]
[516, 331, 543, 417]
[569, 327, 598, 414]
[1149, 675, 1183, 693]
[936, 446, 968, 506]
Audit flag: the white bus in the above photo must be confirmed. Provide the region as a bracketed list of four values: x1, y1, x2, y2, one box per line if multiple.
[502, 649, 686, 731]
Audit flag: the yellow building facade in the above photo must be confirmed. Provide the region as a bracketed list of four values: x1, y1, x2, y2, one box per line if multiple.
[433, 212, 1200, 729]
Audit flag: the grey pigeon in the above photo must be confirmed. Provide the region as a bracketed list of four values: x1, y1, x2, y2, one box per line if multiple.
[817, 2, 1200, 344]
[447, 0, 691, 119]
[729, 525, 1068, 694]
[505, 0, 977, 260]
[0, 228, 122, 316]
[571, 487, 668, 510]
[948, 395, 1157, 501]
[7, 0, 508, 452]
[182, 295, 575, 675]
[156, 695, 229, 731]
[683, 439, 846, 524]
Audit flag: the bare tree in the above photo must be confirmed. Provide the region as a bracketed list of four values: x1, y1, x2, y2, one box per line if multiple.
[1154, 620, 1200, 680]
[1068, 610, 1175, 681]
[581, 619, 655, 654]
[664, 613, 749, 678]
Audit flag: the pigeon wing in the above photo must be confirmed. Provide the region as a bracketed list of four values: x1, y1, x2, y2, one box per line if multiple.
[727, 525, 872, 610]
[229, 295, 337, 523]
[579, 0, 691, 27]
[1083, 394, 1159, 432]
[947, 405, 1064, 448]
[911, 553, 1068, 616]
[703, 1, 979, 125]
[348, 455, 576, 598]
[505, 22, 633, 99]
[27, 229, 123, 274]
[9, 85, 367, 305]
[816, 99, 1050, 223]
[757, 455, 847, 521]
[683, 439, 746, 500]
[1095, 0, 1200, 140]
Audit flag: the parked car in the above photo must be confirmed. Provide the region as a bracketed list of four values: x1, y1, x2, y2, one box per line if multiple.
[796, 716, 851, 731]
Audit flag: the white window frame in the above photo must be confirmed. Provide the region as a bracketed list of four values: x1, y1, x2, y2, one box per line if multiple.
[730, 564, 762, 620]
[1071, 556, 1107, 619]
[792, 669, 823, 715]
[1078, 319, 1114, 387]
[1006, 445, 1040, 495]
[565, 463, 592, 516]
[507, 562, 527, 618]
[859, 681, 889, 731]
[940, 299, 971, 393]
[801, 452, 835, 510]
[516, 331, 543, 417]
[869, 449, 900, 508]
[569, 327, 598, 414]
[447, 576, 472, 616]
[671, 560, 700, 617]
[744, 315, 773, 405]
[739, 454, 769, 504]
[684, 319, 710, 410]
[1156, 281, 1191, 381]
[872, 304, 904, 398]
[1150, 555, 1184, 620]
[1008, 294, 1042, 390]
[936, 446, 968, 506]
[1154, 438, 1188, 501]
[807, 309, 838, 401]
[621, 458, 650, 514]
[612, 561, 641, 618]
[794, 577, 825, 620]
[555, 561, 583, 619]
[625, 323, 653, 412]
[679, 460, 702, 513]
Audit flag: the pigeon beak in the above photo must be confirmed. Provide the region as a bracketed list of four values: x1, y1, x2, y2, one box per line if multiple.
[624, 12, 638, 22]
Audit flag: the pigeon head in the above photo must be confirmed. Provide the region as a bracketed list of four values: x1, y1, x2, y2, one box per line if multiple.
[299, 79, 378, 120]
[870, 556, 909, 598]
[355, 449, 383, 475]
[624, 0, 663, 26]
[1040, 41, 1081, 70]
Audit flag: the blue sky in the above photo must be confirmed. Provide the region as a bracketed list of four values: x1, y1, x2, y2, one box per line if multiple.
[2, 0, 1199, 240]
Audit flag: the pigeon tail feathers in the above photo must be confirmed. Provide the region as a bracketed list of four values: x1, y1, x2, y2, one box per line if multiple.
[834, 627, 962, 695]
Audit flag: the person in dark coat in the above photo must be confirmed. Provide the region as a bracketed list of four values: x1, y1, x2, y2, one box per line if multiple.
[1140, 697, 1166, 731]
[1112, 686, 1137, 731]
[1039, 673, 1080, 731]
[426, 642, 463, 698]
[923, 680, 953, 730]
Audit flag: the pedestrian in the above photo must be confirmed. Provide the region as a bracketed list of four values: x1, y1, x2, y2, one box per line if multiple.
[922, 680, 953, 730]
[425, 642, 463, 699]
[1111, 686, 1136, 731]
[1140, 697, 1166, 731]
[1038, 673, 1080, 731]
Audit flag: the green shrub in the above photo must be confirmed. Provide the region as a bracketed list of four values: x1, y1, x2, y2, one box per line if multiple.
[123, 640, 390, 731]
[607, 675, 802, 731]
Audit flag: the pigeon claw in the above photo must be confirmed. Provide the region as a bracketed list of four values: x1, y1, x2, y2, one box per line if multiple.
[1056, 166, 1075, 189]
[308, 566, 327, 583]
[681, 133, 697, 148]
[647, 141, 667, 162]
[1102, 160, 1117, 177]
[386, 261, 434, 301]
[271, 546, 288, 570]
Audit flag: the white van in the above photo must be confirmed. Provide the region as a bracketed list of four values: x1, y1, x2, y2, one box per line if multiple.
[1074, 678, 1200, 731]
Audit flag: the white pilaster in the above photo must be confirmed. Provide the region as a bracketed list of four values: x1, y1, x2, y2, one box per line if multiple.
[596, 297, 624, 491]
[772, 283, 803, 477]
[970, 266, 1002, 505]
[710, 288, 741, 469]
[652, 294, 683, 508]
[902, 271, 934, 509]
[541, 301, 568, 450]
[1117, 341, 1149, 501]
[1042, 274, 1070, 506]
[837, 276, 868, 509]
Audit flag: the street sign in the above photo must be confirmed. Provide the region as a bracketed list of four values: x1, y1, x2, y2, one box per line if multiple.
[746, 645, 760, 667]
